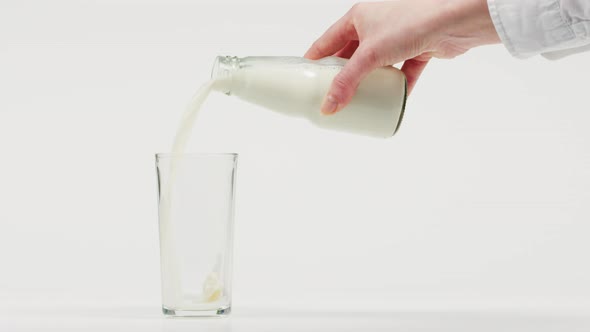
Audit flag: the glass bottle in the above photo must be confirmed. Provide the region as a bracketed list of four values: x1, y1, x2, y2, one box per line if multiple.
[211, 56, 407, 138]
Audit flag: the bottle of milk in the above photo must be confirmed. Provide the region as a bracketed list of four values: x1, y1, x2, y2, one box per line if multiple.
[211, 56, 407, 138]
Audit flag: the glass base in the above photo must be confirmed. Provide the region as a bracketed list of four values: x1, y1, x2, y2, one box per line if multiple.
[162, 306, 231, 317]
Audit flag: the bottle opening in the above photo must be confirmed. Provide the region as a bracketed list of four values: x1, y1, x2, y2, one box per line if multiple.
[211, 56, 240, 79]
[211, 56, 239, 95]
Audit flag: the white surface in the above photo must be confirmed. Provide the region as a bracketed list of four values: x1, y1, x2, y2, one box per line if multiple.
[2, 301, 590, 332]
[1, 0, 590, 330]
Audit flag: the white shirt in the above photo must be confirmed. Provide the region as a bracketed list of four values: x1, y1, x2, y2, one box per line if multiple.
[488, 0, 590, 59]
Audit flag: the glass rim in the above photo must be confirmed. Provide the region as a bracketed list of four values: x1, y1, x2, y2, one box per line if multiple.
[155, 152, 238, 158]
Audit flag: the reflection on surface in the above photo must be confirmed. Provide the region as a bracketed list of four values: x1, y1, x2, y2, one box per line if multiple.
[2, 302, 590, 332]
[226, 308, 590, 332]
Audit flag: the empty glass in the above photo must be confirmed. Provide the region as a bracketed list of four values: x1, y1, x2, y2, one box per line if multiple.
[155, 153, 238, 317]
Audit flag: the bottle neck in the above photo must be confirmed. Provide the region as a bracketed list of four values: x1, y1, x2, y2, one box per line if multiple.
[210, 56, 240, 95]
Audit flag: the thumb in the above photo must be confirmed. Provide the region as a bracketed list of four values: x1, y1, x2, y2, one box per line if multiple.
[321, 46, 378, 115]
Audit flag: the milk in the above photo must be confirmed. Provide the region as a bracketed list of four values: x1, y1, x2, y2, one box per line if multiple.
[170, 56, 407, 150]
[171, 81, 216, 154]
[160, 81, 222, 310]
[211, 56, 407, 137]
[159, 56, 407, 310]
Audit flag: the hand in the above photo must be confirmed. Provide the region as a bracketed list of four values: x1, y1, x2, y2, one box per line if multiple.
[304, 0, 501, 114]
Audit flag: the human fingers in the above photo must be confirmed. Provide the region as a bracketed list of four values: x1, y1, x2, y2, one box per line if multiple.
[304, 11, 357, 60]
[401, 57, 430, 95]
[334, 40, 360, 59]
[321, 45, 381, 114]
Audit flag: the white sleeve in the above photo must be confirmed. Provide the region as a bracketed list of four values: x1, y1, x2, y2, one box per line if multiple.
[487, 0, 590, 59]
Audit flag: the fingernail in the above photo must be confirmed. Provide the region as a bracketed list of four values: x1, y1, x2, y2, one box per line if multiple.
[321, 95, 339, 115]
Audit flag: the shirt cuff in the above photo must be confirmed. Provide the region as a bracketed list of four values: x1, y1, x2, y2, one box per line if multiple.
[542, 43, 590, 60]
[487, 0, 579, 58]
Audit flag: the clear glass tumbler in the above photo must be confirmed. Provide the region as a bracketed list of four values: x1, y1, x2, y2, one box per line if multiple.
[155, 153, 238, 317]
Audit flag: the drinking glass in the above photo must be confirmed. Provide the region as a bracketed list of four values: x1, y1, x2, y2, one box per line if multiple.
[155, 153, 238, 317]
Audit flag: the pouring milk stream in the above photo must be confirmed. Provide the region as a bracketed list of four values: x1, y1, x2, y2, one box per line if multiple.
[159, 55, 407, 309]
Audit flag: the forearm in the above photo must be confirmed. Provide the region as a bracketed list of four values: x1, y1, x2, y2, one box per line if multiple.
[441, 0, 501, 48]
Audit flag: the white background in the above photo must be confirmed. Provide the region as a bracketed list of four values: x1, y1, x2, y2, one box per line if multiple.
[1, 0, 589, 330]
